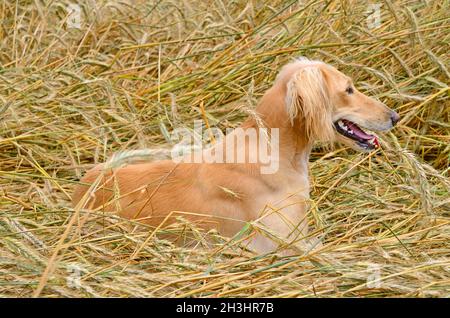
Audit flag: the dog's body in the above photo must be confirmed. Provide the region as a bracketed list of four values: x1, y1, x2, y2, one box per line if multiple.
[72, 58, 399, 254]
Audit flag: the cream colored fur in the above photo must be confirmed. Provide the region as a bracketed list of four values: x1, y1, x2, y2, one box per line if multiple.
[72, 58, 398, 255]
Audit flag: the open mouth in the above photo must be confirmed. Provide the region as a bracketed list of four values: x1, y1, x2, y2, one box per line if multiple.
[334, 119, 379, 150]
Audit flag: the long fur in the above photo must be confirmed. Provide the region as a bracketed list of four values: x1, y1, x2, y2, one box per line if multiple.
[72, 57, 397, 255]
[285, 60, 335, 142]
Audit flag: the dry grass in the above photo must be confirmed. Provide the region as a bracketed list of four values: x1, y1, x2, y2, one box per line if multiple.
[0, 0, 449, 298]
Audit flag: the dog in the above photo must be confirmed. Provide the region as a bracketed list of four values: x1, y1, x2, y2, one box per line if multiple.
[72, 58, 399, 255]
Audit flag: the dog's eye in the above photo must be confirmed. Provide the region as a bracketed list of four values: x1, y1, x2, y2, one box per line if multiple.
[346, 86, 354, 95]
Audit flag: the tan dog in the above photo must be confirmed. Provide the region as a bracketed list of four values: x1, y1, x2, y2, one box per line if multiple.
[72, 58, 399, 254]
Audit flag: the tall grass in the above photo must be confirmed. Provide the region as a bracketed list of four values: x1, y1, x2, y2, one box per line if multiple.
[0, 0, 449, 297]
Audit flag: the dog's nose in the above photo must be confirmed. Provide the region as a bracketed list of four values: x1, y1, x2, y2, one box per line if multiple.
[390, 111, 400, 126]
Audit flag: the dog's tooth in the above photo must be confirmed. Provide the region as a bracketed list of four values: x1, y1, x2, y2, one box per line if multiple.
[348, 130, 353, 134]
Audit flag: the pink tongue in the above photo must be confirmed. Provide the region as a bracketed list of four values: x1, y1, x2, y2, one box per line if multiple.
[342, 120, 374, 140]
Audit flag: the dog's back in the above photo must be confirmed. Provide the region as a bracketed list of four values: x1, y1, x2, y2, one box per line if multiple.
[72, 159, 266, 235]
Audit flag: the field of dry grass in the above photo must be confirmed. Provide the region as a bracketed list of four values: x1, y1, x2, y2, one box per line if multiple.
[0, 0, 449, 297]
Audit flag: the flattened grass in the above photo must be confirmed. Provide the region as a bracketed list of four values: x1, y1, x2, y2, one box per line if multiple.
[0, 0, 449, 297]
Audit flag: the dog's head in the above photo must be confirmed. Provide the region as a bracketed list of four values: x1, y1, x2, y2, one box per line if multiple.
[280, 58, 399, 151]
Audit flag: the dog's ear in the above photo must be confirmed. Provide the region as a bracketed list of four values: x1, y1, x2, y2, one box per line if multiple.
[285, 67, 335, 142]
